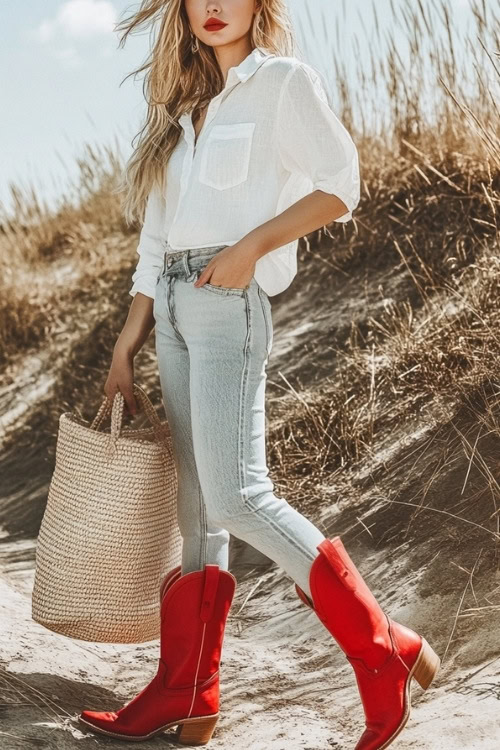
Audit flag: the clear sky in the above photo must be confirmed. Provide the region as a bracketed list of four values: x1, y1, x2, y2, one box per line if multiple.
[0, 0, 479, 214]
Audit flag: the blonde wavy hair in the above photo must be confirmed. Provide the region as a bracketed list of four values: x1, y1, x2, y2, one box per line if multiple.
[115, 0, 295, 225]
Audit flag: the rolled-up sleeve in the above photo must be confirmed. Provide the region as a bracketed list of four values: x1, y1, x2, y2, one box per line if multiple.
[129, 181, 166, 299]
[277, 62, 360, 222]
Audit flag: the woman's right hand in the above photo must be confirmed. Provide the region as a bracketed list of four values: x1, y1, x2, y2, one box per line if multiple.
[104, 347, 139, 417]
[103, 291, 157, 416]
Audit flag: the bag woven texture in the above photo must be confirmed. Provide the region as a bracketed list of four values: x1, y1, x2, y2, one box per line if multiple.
[31, 383, 182, 644]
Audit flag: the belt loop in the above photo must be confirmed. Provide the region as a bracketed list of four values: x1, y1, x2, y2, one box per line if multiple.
[182, 250, 191, 277]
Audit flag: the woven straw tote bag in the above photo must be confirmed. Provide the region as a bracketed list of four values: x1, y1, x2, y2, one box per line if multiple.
[31, 382, 182, 644]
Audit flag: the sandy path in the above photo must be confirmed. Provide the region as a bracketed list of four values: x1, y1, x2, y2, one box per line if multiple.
[1, 541, 499, 749]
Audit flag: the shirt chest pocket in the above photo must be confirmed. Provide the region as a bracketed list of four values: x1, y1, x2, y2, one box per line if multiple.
[198, 122, 256, 191]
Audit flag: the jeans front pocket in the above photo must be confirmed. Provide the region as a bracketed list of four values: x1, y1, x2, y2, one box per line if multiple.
[198, 122, 256, 191]
[199, 281, 247, 297]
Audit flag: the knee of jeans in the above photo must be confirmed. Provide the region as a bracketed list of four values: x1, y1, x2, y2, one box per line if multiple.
[202, 485, 275, 527]
[203, 494, 249, 527]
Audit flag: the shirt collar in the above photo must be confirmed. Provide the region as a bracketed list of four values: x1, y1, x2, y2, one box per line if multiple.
[225, 45, 274, 87]
[178, 46, 274, 131]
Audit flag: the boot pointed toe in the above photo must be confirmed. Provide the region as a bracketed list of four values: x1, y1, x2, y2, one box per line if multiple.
[79, 709, 121, 735]
[80, 709, 118, 723]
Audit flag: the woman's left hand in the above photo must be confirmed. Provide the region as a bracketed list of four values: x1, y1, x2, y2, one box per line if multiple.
[193, 241, 258, 289]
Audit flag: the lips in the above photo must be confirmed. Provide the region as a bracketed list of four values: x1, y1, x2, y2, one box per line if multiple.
[204, 20, 227, 30]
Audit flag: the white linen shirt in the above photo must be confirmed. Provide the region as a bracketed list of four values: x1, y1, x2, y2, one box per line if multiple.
[129, 45, 360, 299]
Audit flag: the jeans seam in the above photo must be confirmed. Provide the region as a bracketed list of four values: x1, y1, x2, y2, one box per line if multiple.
[236, 291, 317, 564]
[257, 286, 271, 357]
[245, 488, 319, 562]
[166, 276, 186, 342]
[238, 289, 252, 506]
[198, 483, 207, 569]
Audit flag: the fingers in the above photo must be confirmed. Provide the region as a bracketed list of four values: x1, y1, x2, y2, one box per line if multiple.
[122, 387, 139, 416]
[104, 384, 118, 404]
[193, 260, 216, 287]
[103, 384, 139, 416]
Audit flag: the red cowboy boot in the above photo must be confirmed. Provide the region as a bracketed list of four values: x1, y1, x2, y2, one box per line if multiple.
[295, 537, 440, 750]
[79, 564, 237, 744]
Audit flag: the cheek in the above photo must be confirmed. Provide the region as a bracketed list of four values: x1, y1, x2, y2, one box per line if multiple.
[221, 0, 256, 37]
[234, 0, 257, 30]
[184, 0, 204, 28]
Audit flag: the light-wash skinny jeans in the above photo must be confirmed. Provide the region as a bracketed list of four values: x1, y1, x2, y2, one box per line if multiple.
[153, 244, 326, 600]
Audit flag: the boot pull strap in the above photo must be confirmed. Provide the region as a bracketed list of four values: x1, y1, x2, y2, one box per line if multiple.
[318, 538, 357, 591]
[200, 565, 219, 622]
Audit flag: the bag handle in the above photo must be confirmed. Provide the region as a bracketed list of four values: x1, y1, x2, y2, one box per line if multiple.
[90, 383, 167, 443]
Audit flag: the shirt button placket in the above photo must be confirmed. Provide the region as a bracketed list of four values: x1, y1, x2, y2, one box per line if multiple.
[168, 86, 235, 245]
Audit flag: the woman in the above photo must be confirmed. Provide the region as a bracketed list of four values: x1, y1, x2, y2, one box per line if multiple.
[78, 1, 440, 748]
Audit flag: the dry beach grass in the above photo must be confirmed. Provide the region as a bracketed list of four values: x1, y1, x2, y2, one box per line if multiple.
[0, 0, 499, 747]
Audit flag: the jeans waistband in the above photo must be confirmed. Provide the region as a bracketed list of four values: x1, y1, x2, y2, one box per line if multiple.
[160, 244, 229, 279]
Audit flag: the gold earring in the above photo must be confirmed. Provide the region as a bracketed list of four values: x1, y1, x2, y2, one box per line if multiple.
[190, 31, 199, 54]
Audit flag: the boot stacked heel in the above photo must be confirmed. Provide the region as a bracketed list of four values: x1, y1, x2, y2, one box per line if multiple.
[175, 714, 219, 745]
[412, 637, 441, 690]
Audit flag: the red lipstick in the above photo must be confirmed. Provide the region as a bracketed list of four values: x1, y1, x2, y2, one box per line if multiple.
[203, 18, 227, 31]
